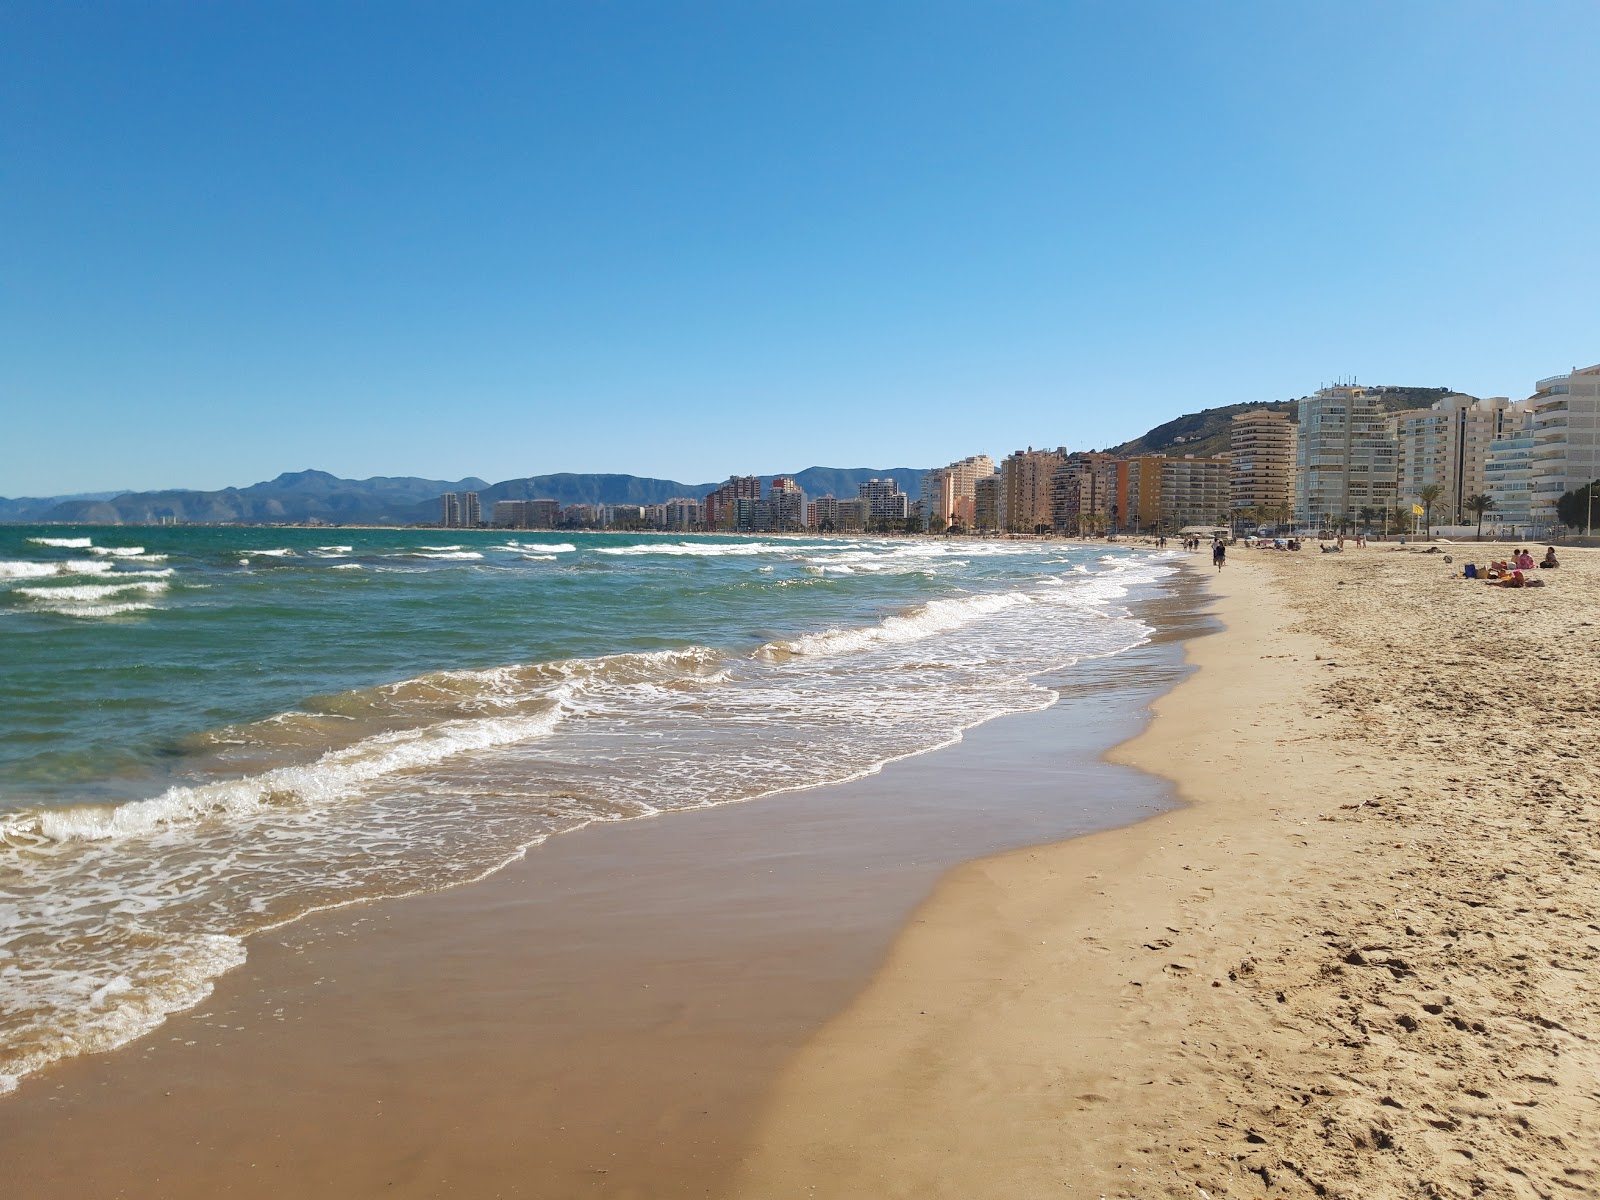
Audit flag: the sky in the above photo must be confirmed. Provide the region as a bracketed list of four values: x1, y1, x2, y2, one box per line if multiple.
[4, 1, 1599, 496]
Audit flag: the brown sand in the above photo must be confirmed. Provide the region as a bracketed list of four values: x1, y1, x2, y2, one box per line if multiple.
[1, 585, 1206, 1199]
[735, 545, 1600, 1198]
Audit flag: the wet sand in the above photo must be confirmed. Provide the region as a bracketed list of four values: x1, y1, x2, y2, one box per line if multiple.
[3, 575, 1210, 1197]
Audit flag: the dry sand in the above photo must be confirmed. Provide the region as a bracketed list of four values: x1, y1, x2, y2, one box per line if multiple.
[734, 545, 1600, 1198]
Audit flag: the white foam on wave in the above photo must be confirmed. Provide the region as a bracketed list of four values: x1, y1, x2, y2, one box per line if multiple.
[410, 551, 484, 561]
[249, 548, 297, 558]
[765, 590, 1034, 658]
[7, 707, 568, 846]
[329, 563, 363, 570]
[31, 601, 158, 618]
[317, 545, 354, 553]
[27, 536, 93, 548]
[520, 554, 557, 562]
[597, 541, 825, 557]
[0, 931, 247, 1097]
[0, 560, 65, 579]
[0, 559, 119, 579]
[421, 544, 463, 551]
[491, 541, 578, 554]
[87, 546, 145, 557]
[15, 581, 169, 603]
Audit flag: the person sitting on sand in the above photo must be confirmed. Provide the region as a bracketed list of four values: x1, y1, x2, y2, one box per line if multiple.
[1541, 546, 1560, 569]
[1515, 548, 1536, 571]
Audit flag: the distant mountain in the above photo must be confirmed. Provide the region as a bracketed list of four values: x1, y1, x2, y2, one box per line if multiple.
[3, 465, 926, 525]
[0, 491, 128, 521]
[1104, 386, 1463, 460]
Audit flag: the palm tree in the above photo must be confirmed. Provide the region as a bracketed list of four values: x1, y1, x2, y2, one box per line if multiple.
[1357, 505, 1377, 533]
[1417, 483, 1445, 539]
[1465, 493, 1495, 541]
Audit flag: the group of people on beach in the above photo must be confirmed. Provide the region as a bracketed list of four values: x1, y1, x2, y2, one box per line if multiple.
[1460, 546, 1558, 587]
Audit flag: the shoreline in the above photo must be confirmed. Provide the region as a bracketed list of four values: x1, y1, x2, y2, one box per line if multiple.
[3, 569, 1212, 1197]
[734, 546, 1600, 1197]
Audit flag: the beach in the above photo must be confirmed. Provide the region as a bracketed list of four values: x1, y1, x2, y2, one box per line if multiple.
[738, 544, 1600, 1198]
[6, 541, 1598, 1198]
[0, 567, 1206, 1198]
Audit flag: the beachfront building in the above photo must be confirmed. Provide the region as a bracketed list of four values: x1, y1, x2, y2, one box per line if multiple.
[1229, 409, 1296, 520]
[858, 478, 909, 527]
[1294, 386, 1398, 527]
[704, 476, 761, 531]
[1528, 364, 1600, 529]
[974, 475, 999, 532]
[1484, 400, 1537, 535]
[999, 447, 1065, 533]
[808, 495, 864, 531]
[765, 477, 806, 531]
[650, 497, 704, 530]
[920, 454, 995, 532]
[1050, 451, 1117, 535]
[492, 499, 559, 528]
[1162, 455, 1231, 530]
[1391, 394, 1515, 525]
[599, 504, 648, 529]
[559, 503, 597, 528]
[439, 490, 480, 528]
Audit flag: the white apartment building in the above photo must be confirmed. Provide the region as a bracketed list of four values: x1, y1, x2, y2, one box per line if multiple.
[1295, 386, 1398, 525]
[1528, 364, 1600, 527]
[653, 497, 704, 530]
[1484, 400, 1536, 534]
[858, 478, 909, 525]
[1392, 394, 1515, 524]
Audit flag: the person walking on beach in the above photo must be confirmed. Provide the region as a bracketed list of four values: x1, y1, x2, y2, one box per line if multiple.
[1212, 539, 1226, 570]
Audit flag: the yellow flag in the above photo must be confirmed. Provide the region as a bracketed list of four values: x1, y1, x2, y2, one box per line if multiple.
[1411, 503, 1425, 516]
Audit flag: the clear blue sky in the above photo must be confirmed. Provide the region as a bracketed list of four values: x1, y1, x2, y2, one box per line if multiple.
[4, 1, 1598, 496]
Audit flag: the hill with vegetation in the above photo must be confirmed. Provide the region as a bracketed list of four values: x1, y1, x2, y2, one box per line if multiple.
[1103, 387, 1464, 460]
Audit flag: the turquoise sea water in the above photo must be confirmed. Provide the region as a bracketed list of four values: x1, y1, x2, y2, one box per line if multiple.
[0, 525, 1171, 1093]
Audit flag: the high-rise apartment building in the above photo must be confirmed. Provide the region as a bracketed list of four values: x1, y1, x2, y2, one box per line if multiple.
[1160, 456, 1232, 529]
[653, 497, 704, 530]
[600, 505, 647, 528]
[858, 478, 909, 526]
[1294, 386, 1398, 525]
[1484, 400, 1537, 534]
[1392, 394, 1515, 525]
[704, 476, 761, 531]
[1230, 409, 1296, 519]
[999, 448, 1064, 533]
[808, 496, 865, 531]
[920, 454, 995, 531]
[973, 476, 999, 532]
[438, 491, 480, 528]
[765, 477, 806, 531]
[1051, 451, 1116, 534]
[1528, 364, 1600, 528]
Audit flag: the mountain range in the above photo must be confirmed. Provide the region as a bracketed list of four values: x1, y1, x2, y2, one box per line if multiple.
[1, 467, 927, 526]
[4, 385, 1465, 526]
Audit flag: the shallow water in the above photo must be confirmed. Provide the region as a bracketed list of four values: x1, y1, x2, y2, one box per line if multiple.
[0, 525, 1172, 1093]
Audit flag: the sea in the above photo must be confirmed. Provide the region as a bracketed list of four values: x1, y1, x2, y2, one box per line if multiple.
[0, 525, 1173, 1094]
